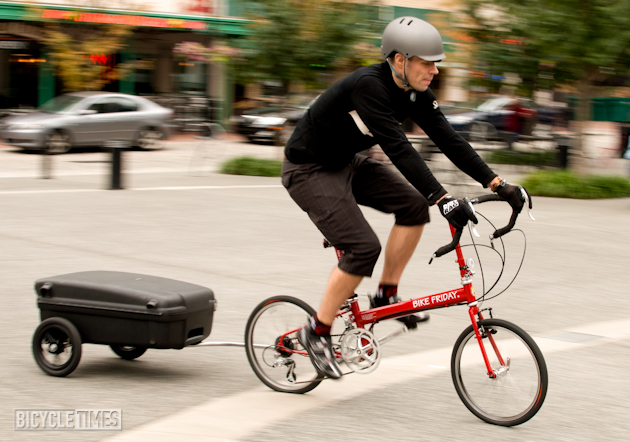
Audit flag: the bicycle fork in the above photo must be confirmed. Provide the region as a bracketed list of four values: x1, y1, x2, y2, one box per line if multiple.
[468, 304, 507, 379]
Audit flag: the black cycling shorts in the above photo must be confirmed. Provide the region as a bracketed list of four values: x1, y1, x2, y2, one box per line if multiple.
[282, 154, 430, 277]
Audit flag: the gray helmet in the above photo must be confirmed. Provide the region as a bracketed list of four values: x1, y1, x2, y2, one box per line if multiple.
[381, 16, 445, 61]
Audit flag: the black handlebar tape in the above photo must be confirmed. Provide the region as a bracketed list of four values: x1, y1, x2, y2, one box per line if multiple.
[431, 193, 522, 261]
[492, 209, 519, 239]
[470, 193, 518, 239]
[434, 228, 463, 258]
[471, 194, 504, 204]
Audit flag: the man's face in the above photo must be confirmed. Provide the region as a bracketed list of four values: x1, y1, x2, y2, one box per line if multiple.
[393, 54, 439, 92]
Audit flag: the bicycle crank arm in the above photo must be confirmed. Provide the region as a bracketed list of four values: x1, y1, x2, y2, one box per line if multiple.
[377, 324, 413, 346]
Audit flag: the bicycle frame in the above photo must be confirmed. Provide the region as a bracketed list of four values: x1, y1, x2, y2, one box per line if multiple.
[245, 194, 546, 425]
[333, 224, 503, 378]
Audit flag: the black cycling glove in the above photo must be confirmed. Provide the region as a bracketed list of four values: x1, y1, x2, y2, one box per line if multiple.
[438, 196, 478, 230]
[496, 181, 532, 213]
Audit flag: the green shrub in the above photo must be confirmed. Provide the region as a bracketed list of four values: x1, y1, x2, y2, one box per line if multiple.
[520, 170, 630, 199]
[220, 157, 282, 177]
[486, 149, 558, 167]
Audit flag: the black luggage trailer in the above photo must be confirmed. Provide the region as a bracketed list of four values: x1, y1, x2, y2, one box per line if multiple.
[32, 271, 217, 377]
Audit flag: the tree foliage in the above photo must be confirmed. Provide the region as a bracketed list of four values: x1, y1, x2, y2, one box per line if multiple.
[233, 0, 382, 89]
[461, 0, 630, 117]
[42, 24, 134, 92]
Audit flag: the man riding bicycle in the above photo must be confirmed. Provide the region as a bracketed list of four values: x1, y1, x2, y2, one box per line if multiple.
[281, 17, 529, 379]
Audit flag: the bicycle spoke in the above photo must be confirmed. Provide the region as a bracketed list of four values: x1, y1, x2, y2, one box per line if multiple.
[452, 319, 547, 426]
[245, 297, 322, 394]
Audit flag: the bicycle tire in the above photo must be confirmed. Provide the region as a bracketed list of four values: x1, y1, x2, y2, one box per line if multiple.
[451, 318, 548, 426]
[244, 296, 322, 394]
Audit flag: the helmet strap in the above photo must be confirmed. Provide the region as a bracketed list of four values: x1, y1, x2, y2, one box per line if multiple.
[386, 57, 416, 102]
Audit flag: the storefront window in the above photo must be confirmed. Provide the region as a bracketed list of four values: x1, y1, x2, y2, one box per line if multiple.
[174, 60, 207, 94]
[134, 57, 156, 95]
[0, 39, 41, 109]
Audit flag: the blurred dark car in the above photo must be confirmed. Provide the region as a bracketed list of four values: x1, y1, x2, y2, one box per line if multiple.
[230, 95, 318, 145]
[444, 96, 564, 142]
[0, 92, 173, 153]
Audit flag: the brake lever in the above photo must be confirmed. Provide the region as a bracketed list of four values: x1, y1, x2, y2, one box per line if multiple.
[520, 188, 535, 221]
[465, 198, 480, 238]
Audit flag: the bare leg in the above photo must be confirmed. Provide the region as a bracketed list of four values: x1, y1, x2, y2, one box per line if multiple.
[380, 224, 425, 285]
[317, 224, 424, 325]
[317, 267, 363, 325]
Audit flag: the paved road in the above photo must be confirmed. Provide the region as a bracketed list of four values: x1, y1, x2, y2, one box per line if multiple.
[1, 140, 629, 441]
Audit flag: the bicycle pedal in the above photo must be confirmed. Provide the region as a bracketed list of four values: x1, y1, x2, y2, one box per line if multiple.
[396, 312, 430, 329]
[406, 321, 418, 330]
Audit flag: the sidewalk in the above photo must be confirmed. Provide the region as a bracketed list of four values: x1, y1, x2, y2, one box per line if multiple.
[0, 134, 284, 182]
[1, 129, 627, 195]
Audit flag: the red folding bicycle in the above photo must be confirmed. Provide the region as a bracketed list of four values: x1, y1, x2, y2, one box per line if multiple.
[244, 193, 547, 427]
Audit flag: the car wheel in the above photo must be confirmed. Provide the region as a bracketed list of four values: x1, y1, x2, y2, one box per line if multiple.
[136, 128, 165, 150]
[469, 122, 497, 143]
[45, 131, 72, 154]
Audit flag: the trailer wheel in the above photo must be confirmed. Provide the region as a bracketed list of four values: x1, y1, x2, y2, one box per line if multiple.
[32, 317, 82, 377]
[110, 345, 147, 360]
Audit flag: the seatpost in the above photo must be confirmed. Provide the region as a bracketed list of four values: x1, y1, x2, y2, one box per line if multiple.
[323, 238, 344, 261]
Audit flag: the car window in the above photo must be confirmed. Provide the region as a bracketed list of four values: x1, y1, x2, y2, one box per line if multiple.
[38, 95, 84, 114]
[87, 98, 138, 114]
[478, 97, 512, 112]
[496, 100, 514, 111]
[87, 101, 108, 114]
[112, 98, 138, 112]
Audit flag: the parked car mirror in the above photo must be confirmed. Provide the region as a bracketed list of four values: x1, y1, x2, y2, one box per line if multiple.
[78, 109, 97, 116]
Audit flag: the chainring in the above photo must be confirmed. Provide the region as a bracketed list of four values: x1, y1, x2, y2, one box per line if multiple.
[340, 328, 381, 374]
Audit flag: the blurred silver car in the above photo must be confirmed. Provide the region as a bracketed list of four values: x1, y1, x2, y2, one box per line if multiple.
[230, 94, 318, 146]
[0, 92, 173, 153]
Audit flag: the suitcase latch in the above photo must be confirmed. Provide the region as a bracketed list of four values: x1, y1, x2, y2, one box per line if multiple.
[40, 283, 53, 298]
[146, 300, 158, 309]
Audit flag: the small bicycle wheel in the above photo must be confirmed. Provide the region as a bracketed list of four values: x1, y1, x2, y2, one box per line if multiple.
[32, 317, 82, 377]
[451, 319, 548, 426]
[110, 345, 147, 360]
[245, 296, 322, 394]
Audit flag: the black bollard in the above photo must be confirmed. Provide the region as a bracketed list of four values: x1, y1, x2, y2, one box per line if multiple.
[105, 140, 128, 190]
[554, 134, 573, 169]
[111, 148, 122, 189]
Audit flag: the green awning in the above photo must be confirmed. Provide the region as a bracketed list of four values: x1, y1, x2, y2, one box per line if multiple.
[0, 1, 251, 35]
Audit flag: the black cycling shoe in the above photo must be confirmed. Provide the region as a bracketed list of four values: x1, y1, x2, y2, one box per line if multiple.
[369, 294, 430, 330]
[297, 322, 342, 380]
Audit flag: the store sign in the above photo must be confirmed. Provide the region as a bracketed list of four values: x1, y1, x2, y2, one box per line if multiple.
[41, 9, 206, 30]
[183, 0, 216, 15]
[89, 54, 112, 65]
[0, 41, 30, 50]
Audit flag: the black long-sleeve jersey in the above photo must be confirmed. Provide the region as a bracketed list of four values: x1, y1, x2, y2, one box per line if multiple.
[284, 61, 497, 204]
